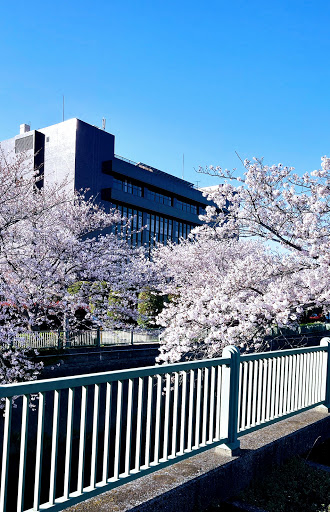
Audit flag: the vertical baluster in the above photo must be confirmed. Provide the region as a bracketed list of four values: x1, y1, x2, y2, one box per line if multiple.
[251, 360, 258, 426]
[266, 359, 272, 421]
[77, 386, 87, 493]
[144, 376, 153, 468]
[270, 358, 277, 419]
[282, 356, 289, 416]
[114, 381, 123, 479]
[274, 357, 283, 418]
[304, 353, 310, 407]
[240, 362, 248, 430]
[278, 357, 285, 418]
[321, 347, 327, 402]
[208, 367, 215, 443]
[154, 375, 162, 464]
[34, 392, 45, 510]
[261, 360, 268, 422]
[17, 395, 29, 512]
[297, 354, 305, 411]
[287, 355, 294, 413]
[49, 390, 61, 504]
[309, 352, 315, 405]
[201, 368, 209, 446]
[134, 378, 143, 471]
[237, 362, 243, 432]
[246, 361, 253, 428]
[162, 374, 171, 461]
[312, 352, 318, 405]
[180, 371, 188, 453]
[297, 354, 303, 410]
[124, 379, 134, 475]
[256, 360, 263, 425]
[102, 383, 112, 483]
[194, 368, 202, 448]
[314, 352, 323, 403]
[319, 349, 326, 402]
[90, 384, 100, 487]
[294, 354, 301, 411]
[306, 353, 311, 405]
[0, 397, 12, 512]
[215, 366, 222, 440]
[301, 353, 307, 408]
[186, 370, 195, 453]
[171, 373, 179, 457]
[64, 388, 74, 500]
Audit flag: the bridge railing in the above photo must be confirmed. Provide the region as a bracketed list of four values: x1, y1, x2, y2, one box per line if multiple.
[0, 340, 329, 512]
[14, 329, 161, 350]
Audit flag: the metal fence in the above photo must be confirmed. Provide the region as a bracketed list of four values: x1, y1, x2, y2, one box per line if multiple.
[0, 340, 329, 512]
[270, 323, 330, 336]
[14, 329, 161, 350]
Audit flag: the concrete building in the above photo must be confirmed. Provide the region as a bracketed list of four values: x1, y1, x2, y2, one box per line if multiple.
[1, 118, 210, 247]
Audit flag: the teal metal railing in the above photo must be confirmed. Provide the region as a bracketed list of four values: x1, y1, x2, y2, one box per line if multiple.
[0, 340, 329, 512]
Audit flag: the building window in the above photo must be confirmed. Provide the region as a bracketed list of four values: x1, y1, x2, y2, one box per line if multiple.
[112, 177, 142, 197]
[176, 199, 197, 215]
[145, 189, 172, 206]
[111, 204, 194, 248]
[15, 135, 33, 153]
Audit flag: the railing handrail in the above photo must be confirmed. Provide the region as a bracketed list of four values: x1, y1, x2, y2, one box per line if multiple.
[0, 355, 232, 397]
[241, 344, 325, 362]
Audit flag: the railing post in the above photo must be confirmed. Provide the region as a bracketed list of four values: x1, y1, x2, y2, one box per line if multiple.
[217, 345, 241, 456]
[320, 338, 330, 412]
[96, 328, 101, 348]
[65, 330, 71, 348]
[130, 329, 134, 346]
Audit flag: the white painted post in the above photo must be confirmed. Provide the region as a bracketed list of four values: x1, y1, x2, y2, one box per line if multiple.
[320, 338, 330, 412]
[217, 345, 241, 456]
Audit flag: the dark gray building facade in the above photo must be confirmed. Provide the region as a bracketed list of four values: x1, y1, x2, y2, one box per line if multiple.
[1, 118, 210, 247]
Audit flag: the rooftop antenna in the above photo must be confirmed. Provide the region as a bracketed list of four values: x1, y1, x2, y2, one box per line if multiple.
[62, 95, 65, 122]
[182, 153, 184, 180]
[102, 117, 106, 130]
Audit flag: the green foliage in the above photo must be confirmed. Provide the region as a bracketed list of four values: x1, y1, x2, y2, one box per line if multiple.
[239, 457, 330, 512]
[67, 281, 84, 295]
[137, 288, 168, 328]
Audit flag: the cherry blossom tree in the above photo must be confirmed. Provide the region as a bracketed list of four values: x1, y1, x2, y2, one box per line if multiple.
[154, 157, 330, 363]
[2, 193, 153, 332]
[0, 149, 154, 383]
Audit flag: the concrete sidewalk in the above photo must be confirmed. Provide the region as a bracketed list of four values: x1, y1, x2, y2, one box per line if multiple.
[66, 407, 330, 512]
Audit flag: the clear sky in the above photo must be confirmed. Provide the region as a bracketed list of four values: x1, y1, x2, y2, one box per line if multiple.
[1, 0, 330, 187]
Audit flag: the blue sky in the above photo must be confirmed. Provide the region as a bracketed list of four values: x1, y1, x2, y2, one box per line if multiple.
[1, 0, 330, 187]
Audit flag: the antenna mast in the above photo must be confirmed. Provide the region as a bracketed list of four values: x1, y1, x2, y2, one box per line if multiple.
[182, 153, 184, 180]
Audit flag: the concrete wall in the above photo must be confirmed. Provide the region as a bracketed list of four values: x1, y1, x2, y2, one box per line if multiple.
[75, 119, 115, 201]
[36, 344, 160, 379]
[38, 118, 77, 194]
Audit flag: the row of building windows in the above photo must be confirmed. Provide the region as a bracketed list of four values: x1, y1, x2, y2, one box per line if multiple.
[176, 199, 197, 215]
[111, 175, 204, 214]
[145, 189, 171, 206]
[112, 177, 143, 197]
[112, 204, 195, 247]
